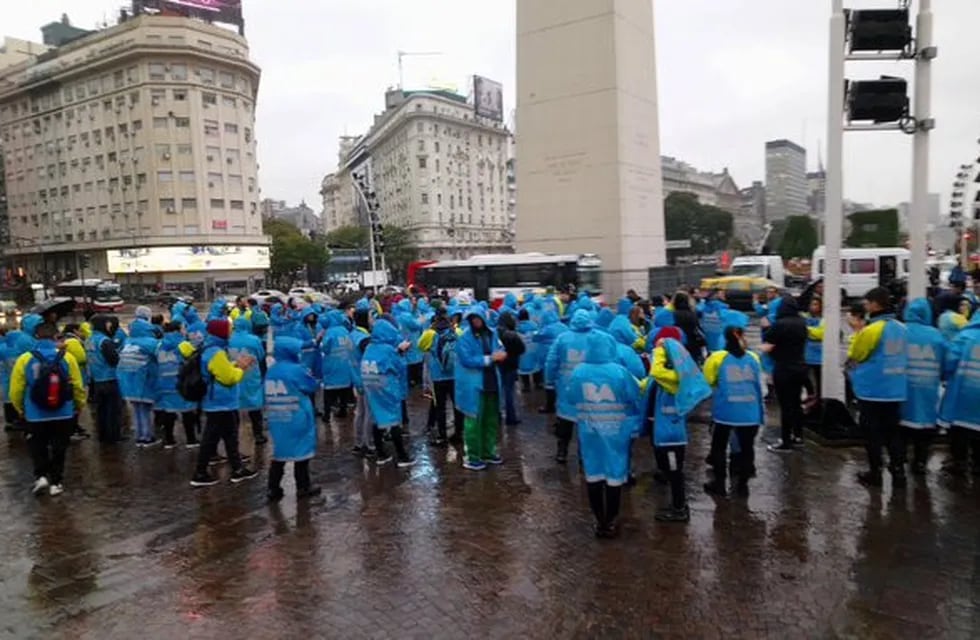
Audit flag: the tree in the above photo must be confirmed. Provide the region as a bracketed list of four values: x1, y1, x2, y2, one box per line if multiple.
[664, 192, 734, 255]
[846, 208, 900, 248]
[325, 225, 368, 249]
[263, 218, 330, 287]
[778, 216, 819, 259]
[322, 223, 419, 283]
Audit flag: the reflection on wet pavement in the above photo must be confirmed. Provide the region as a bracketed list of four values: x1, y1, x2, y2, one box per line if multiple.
[1, 389, 978, 638]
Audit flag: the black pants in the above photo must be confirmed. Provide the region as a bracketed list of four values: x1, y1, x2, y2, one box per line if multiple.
[949, 426, 980, 469]
[807, 365, 822, 400]
[708, 424, 759, 485]
[542, 388, 556, 413]
[556, 417, 574, 445]
[905, 427, 934, 466]
[155, 410, 200, 445]
[4, 402, 23, 431]
[774, 366, 807, 444]
[269, 459, 310, 492]
[859, 400, 904, 475]
[408, 362, 423, 387]
[195, 411, 243, 475]
[653, 445, 686, 509]
[93, 380, 123, 442]
[322, 387, 350, 419]
[586, 481, 622, 527]
[28, 419, 73, 484]
[248, 409, 264, 438]
[373, 425, 409, 460]
[430, 379, 462, 440]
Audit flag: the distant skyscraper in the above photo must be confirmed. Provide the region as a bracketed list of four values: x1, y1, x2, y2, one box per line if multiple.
[765, 139, 808, 221]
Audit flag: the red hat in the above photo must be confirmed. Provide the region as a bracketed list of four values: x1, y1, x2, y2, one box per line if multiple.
[654, 326, 683, 344]
[206, 319, 231, 340]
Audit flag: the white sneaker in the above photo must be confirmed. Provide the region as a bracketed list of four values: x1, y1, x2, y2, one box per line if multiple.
[48, 484, 64, 496]
[31, 477, 50, 496]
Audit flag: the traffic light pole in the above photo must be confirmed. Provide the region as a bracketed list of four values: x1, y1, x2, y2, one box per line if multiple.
[821, 0, 847, 404]
[908, 0, 933, 299]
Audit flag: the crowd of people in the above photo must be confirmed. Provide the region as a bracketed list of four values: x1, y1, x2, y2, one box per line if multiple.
[1, 273, 979, 539]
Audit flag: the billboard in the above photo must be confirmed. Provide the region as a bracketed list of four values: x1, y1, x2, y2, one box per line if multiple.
[106, 245, 269, 274]
[133, 1, 244, 32]
[473, 76, 503, 122]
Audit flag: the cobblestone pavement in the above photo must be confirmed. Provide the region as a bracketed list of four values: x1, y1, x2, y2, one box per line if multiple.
[1, 385, 979, 639]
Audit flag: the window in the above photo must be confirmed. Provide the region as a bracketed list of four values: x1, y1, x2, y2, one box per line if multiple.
[224, 123, 238, 134]
[226, 148, 240, 163]
[151, 88, 165, 103]
[418, 157, 427, 169]
[421, 192, 429, 205]
[160, 198, 175, 211]
[435, 141, 440, 153]
[417, 122, 423, 133]
[202, 92, 217, 106]
[200, 67, 215, 85]
[107, 152, 117, 163]
[229, 200, 244, 210]
[181, 198, 197, 210]
[435, 159, 440, 173]
[219, 71, 235, 88]
[177, 144, 192, 155]
[210, 198, 224, 209]
[418, 139, 425, 152]
[207, 146, 221, 162]
[437, 193, 442, 205]
[157, 170, 173, 182]
[173, 89, 187, 101]
[227, 174, 243, 189]
[171, 63, 187, 81]
[129, 91, 140, 106]
[179, 170, 195, 182]
[174, 117, 190, 128]
[204, 120, 219, 136]
[848, 258, 877, 274]
[153, 117, 168, 129]
[113, 70, 125, 88]
[208, 172, 223, 185]
[222, 96, 236, 108]
[244, 127, 252, 143]
[156, 144, 171, 159]
[148, 63, 166, 80]
[118, 123, 128, 136]
[122, 175, 133, 187]
[137, 173, 147, 186]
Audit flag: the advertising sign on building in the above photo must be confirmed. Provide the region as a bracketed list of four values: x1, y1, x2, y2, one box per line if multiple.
[106, 245, 269, 273]
[473, 75, 503, 122]
[132, 0, 244, 33]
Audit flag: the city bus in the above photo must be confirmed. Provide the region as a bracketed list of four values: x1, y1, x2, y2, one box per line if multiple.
[55, 279, 125, 312]
[410, 253, 602, 305]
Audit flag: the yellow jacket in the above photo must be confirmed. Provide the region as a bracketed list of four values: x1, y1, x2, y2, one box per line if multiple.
[649, 345, 679, 395]
[62, 336, 87, 368]
[10, 349, 87, 416]
[703, 350, 761, 386]
[847, 318, 887, 364]
[229, 307, 252, 322]
[418, 328, 437, 353]
[79, 322, 93, 340]
[178, 340, 196, 359]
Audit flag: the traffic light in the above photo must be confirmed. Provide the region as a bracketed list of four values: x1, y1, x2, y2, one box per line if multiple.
[373, 224, 385, 252]
[846, 76, 908, 123]
[79, 253, 91, 270]
[847, 9, 911, 52]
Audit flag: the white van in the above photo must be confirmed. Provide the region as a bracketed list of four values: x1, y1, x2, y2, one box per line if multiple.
[811, 246, 910, 300]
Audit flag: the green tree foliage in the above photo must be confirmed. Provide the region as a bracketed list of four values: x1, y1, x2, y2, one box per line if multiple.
[846, 209, 900, 248]
[325, 225, 368, 249]
[323, 224, 419, 283]
[263, 218, 330, 287]
[664, 192, 734, 255]
[778, 216, 819, 259]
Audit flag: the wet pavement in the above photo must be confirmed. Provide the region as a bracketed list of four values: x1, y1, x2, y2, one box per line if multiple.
[2, 385, 980, 639]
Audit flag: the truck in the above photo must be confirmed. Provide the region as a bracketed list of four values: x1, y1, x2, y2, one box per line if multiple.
[360, 270, 389, 289]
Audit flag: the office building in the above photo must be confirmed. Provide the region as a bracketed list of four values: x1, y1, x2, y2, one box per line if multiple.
[807, 169, 826, 218]
[266, 199, 320, 238]
[737, 180, 767, 248]
[321, 87, 512, 260]
[516, 0, 666, 295]
[661, 156, 741, 214]
[0, 13, 267, 292]
[765, 139, 808, 220]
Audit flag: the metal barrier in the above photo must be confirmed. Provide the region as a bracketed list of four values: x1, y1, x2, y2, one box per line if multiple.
[647, 264, 718, 299]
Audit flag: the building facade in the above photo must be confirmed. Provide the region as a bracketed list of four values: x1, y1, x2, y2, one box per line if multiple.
[267, 199, 319, 238]
[807, 169, 826, 218]
[661, 156, 741, 214]
[321, 88, 512, 260]
[0, 14, 267, 292]
[765, 139, 808, 221]
[737, 180, 767, 248]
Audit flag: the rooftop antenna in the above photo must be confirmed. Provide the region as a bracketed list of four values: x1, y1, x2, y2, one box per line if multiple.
[397, 50, 442, 89]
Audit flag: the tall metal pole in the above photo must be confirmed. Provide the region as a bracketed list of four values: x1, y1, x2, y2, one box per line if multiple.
[821, 0, 846, 402]
[908, 0, 933, 299]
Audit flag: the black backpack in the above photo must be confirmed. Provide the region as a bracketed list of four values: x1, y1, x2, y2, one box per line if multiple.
[436, 330, 457, 371]
[29, 350, 73, 410]
[177, 348, 209, 402]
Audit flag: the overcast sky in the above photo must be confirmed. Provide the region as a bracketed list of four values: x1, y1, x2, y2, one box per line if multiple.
[5, 1, 980, 214]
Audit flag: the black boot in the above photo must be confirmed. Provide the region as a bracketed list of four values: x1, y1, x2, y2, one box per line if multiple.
[857, 470, 883, 487]
[703, 480, 727, 497]
[373, 427, 392, 465]
[555, 438, 569, 464]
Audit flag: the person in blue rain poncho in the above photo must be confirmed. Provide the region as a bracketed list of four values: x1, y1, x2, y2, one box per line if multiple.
[938, 309, 980, 476]
[501, 292, 519, 315]
[1, 329, 24, 432]
[533, 310, 568, 415]
[153, 322, 199, 448]
[117, 317, 159, 446]
[516, 308, 540, 393]
[606, 315, 648, 380]
[803, 297, 825, 404]
[265, 336, 322, 501]
[395, 298, 424, 387]
[349, 304, 376, 457]
[361, 318, 415, 467]
[702, 320, 765, 498]
[418, 307, 463, 446]
[320, 310, 354, 423]
[229, 316, 267, 445]
[545, 309, 596, 464]
[566, 332, 642, 538]
[294, 309, 321, 378]
[454, 306, 507, 470]
[899, 298, 945, 475]
[697, 289, 729, 353]
[648, 328, 713, 523]
[85, 314, 123, 443]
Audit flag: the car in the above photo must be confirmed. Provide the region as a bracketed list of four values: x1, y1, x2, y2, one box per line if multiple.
[156, 290, 195, 307]
[249, 289, 287, 304]
[288, 286, 316, 297]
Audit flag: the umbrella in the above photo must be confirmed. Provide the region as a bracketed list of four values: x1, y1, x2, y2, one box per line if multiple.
[29, 297, 77, 320]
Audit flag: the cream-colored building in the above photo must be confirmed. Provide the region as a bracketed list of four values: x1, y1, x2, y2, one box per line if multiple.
[516, 0, 666, 296]
[0, 15, 266, 291]
[321, 88, 512, 260]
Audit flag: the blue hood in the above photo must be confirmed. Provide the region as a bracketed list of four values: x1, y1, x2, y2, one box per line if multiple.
[903, 297, 932, 326]
[608, 315, 637, 347]
[569, 309, 594, 332]
[208, 299, 227, 320]
[503, 293, 518, 309]
[417, 299, 432, 315]
[355, 298, 373, 313]
[233, 316, 253, 334]
[541, 310, 559, 326]
[654, 307, 675, 328]
[273, 336, 303, 362]
[161, 331, 184, 350]
[21, 314, 43, 337]
[371, 317, 403, 346]
[464, 306, 488, 323]
[396, 299, 412, 313]
[523, 292, 536, 303]
[722, 309, 750, 331]
[596, 308, 615, 330]
[319, 310, 344, 329]
[129, 318, 156, 339]
[616, 297, 634, 316]
[183, 306, 202, 326]
[585, 332, 617, 364]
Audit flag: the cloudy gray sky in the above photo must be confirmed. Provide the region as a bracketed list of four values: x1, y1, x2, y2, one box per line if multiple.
[6, 0, 979, 213]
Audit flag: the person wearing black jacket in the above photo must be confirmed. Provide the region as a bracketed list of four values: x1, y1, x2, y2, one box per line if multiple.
[496, 311, 525, 426]
[85, 314, 124, 443]
[760, 296, 808, 452]
[671, 292, 705, 363]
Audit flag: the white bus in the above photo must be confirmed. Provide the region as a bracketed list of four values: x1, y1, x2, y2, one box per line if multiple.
[811, 247, 911, 299]
[411, 253, 602, 306]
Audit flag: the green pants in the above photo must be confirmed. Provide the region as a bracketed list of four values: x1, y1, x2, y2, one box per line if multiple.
[464, 394, 500, 463]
